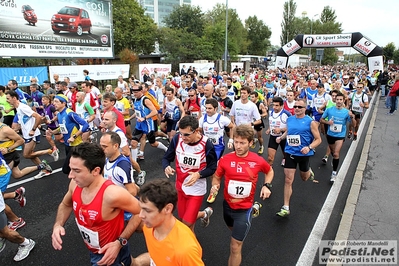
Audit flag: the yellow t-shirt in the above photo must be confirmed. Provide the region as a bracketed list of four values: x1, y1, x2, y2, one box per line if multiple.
[117, 97, 131, 120]
[143, 219, 204, 266]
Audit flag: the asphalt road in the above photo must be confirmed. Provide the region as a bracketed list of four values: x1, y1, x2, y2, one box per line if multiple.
[0, 117, 366, 265]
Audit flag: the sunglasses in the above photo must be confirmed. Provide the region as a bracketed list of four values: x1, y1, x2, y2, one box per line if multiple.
[293, 105, 306, 109]
[180, 131, 195, 137]
[188, 95, 195, 97]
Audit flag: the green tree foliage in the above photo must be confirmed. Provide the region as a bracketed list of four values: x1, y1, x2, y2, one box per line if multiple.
[162, 5, 206, 38]
[393, 49, 399, 65]
[112, 0, 158, 55]
[245, 16, 272, 55]
[158, 27, 205, 65]
[205, 4, 249, 55]
[383, 42, 396, 61]
[280, 0, 297, 46]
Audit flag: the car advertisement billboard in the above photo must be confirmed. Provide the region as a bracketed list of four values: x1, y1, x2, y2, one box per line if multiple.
[0, 0, 113, 58]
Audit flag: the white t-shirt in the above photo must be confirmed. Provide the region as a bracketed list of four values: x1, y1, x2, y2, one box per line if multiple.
[16, 103, 40, 139]
[110, 126, 128, 148]
[229, 100, 261, 126]
[199, 113, 231, 146]
[349, 92, 368, 113]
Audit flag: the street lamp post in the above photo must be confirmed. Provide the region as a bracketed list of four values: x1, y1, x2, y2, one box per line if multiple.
[308, 14, 318, 65]
[224, 0, 228, 71]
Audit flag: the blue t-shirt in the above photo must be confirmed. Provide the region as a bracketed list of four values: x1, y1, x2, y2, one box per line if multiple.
[284, 115, 315, 156]
[321, 106, 352, 138]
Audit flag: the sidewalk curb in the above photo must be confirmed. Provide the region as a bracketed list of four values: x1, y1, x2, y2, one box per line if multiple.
[326, 91, 380, 266]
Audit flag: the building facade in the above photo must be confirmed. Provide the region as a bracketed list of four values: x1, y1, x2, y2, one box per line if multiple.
[139, 0, 191, 26]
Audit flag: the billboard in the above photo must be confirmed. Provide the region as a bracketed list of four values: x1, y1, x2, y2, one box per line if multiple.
[0, 0, 113, 58]
[179, 62, 215, 77]
[139, 64, 172, 81]
[0, 66, 47, 87]
[49, 64, 130, 83]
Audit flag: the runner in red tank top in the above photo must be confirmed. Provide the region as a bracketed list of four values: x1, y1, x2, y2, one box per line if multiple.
[52, 143, 149, 265]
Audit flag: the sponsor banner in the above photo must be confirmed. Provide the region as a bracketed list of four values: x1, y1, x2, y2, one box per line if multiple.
[0, 0, 113, 58]
[1, 42, 112, 57]
[0, 66, 47, 87]
[368, 56, 384, 72]
[282, 39, 301, 56]
[179, 63, 215, 77]
[353, 37, 377, 56]
[275, 56, 288, 69]
[319, 240, 397, 265]
[303, 34, 352, 48]
[49, 64, 129, 83]
[231, 62, 244, 71]
[139, 64, 172, 81]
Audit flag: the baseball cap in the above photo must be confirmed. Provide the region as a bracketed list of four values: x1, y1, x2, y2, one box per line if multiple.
[68, 82, 78, 88]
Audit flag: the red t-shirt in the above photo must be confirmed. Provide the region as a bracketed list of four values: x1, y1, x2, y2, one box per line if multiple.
[108, 107, 126, 134]
[216, 151, 271, 209]
[72, 180, 124, 253]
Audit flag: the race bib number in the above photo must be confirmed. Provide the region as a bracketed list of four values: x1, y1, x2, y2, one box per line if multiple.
[59, 123, 68, 134]
[287, 135, 301, 146]
[209, 137, 218, 144]
[191, 111, 199, 118]
[352, 106, 360, 111]
[330, 124, 342, 133]
[116, 102, 124, 112]
[227, 180, 252, 198]
[178, 152, 201, 169]
[75, 220, 100, 249]
[135, 110, 141, 118]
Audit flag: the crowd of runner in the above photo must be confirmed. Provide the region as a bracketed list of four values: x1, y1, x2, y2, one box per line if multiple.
[0, 64, 398, 264]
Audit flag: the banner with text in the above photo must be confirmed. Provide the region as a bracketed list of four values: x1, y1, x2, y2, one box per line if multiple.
[303, 34, 352, 48]
[0, 0, 113, 58]
[139, 64, 172, 81]
[179, 63, 215, 77]
[49, 64, 129, 83]
[0, 66, 47, 87]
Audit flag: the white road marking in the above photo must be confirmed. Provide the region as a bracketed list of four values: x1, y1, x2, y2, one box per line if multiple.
[7, 168, 63, 189]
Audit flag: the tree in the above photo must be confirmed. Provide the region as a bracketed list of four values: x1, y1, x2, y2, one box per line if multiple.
[158, 27, 205, 66]
[205, 3, 248, 55]
[245, 16, 272, 55]
[393, 48, 399, 65]
[280, 0, 297, 46]
[112, 0, 158, 55]
[383, 42, 396, 62]
[163, 5, 206, 37]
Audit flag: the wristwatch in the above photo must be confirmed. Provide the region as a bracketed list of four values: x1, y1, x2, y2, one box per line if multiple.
[263, 183, 272, 189]
[117, 237, 128, 247]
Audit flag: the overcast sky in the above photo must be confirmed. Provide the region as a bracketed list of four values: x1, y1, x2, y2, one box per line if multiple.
[192, 0, 397, 53]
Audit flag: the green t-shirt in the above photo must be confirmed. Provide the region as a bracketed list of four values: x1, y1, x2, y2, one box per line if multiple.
[0, 94, 15, 116]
